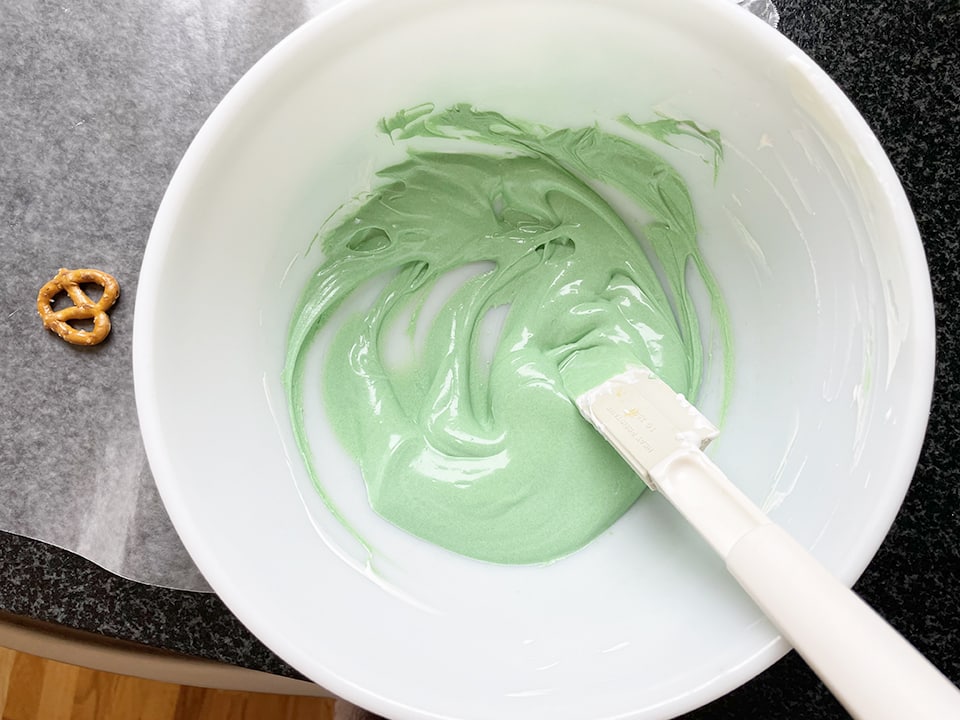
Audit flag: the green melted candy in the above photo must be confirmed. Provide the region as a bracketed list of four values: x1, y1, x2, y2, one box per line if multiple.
[283, 104, 731, 564]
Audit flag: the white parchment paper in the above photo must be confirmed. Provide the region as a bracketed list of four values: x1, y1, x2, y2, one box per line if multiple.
[0, 0, 777, 595]
[0, 0, 340, 593]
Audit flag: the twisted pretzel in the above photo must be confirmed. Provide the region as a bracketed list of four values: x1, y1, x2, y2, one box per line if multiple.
[37, 268, 120, 346]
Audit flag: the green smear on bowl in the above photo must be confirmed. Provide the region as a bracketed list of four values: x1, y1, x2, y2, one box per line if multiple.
[283, 104, 732, 564]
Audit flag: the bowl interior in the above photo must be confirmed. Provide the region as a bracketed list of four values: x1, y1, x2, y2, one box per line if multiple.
[134, 1, 933, 718]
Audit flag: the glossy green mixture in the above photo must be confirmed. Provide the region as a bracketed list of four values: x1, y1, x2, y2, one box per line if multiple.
[283, 104, 731, 564]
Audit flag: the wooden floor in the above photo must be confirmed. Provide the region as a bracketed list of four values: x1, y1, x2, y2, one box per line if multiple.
[0, 646, 339, 720]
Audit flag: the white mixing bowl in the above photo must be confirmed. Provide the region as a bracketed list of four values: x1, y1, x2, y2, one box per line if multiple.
[133, 0, 935, 717]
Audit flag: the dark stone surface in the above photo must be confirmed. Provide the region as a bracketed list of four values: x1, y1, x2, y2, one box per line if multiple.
[0, 0, 956, 717]
[0, 530, 299, 678]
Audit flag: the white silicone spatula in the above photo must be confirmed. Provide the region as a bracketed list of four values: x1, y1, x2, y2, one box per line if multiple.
[576, 366, 960, 720]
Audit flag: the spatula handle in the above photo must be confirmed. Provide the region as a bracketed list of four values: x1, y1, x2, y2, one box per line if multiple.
[655, 449, 960, 720]
[727, 523, 960, 719]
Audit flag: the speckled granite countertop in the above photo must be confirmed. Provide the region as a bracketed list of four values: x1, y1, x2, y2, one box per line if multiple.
[1, 0, 957, 717]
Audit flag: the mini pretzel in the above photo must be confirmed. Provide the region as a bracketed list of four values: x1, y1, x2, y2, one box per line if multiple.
[37, 268, 120, 346]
